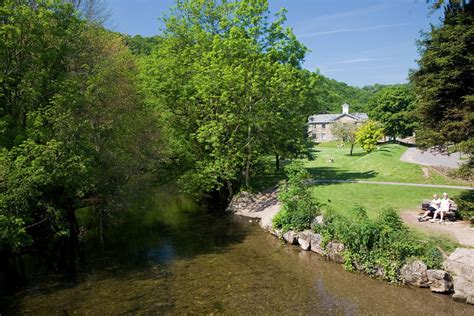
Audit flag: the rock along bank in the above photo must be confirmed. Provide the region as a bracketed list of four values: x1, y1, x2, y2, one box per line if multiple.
[226, 189, 474, 305]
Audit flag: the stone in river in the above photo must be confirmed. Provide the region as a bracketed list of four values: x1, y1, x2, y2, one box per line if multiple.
[426, 270, 453, 293]
[401, 259, 429, 288]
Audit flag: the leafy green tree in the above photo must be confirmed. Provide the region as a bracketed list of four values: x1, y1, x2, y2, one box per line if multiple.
[0, 1, 163, 259]
[368, 85, 416, 139]
[331, 121, 359, 156]
[141, 0, 312, 194]
[410, 1, 473, 165]
[356, 120, 384, 153]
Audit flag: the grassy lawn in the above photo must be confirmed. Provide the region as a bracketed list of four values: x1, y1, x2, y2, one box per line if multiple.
[304, 142, 467, 185]
[310, 182, 467, 219]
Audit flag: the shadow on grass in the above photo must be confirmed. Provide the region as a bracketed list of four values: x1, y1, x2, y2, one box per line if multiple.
[344, 152, 365, 157]
[306, 167, 378, 181]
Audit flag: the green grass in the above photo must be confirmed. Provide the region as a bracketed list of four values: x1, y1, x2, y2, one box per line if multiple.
[303, 142, 467, 185]
[310, 182, 467, 219]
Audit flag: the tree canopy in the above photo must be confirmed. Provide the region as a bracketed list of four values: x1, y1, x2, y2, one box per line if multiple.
[368, 85, 416, 139]
[410, 1, 473, 162]
[140, 0, 316, 194]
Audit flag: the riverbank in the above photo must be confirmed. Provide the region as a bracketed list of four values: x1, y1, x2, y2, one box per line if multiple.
[227, 189, 474, 305]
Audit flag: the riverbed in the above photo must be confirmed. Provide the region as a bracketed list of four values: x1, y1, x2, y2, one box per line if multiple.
[1, 192, 472, 315]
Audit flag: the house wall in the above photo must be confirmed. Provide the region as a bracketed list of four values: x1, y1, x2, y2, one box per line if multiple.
[309, 116, 360, 142]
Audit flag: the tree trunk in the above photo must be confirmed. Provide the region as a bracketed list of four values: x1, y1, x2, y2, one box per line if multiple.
[350, 143, 354, 156]
[275, 154, 280, 171]
[226, 180, 233, 200]
[244, 159, 250, 188]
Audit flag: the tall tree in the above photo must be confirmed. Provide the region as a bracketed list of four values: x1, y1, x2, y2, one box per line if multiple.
[410, 1, 473, 164]
[368, 85, 416, 140]
[140, 0, 313, 194]
[0, 1, 162, 261]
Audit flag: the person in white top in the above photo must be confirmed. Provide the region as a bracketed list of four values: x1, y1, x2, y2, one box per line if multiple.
[432, 193, 453, 222]
[418, 194, 441, 221]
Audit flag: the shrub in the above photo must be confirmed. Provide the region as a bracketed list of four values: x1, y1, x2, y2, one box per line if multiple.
[272, 162, 320, 232]
[454, 190, 474, 224]
[314, 207, 442, 282]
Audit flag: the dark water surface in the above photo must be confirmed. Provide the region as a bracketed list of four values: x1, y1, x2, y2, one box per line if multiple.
[2, 192, 473, 315]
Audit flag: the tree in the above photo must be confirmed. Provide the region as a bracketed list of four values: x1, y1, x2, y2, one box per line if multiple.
[330, 121, 359, 156]
[368, 85, 416, 140]
[410, 1, 473, 166]
[0, 1, 163, 262]
[140, 0, 312, 194]
[355, 121, 384, 153]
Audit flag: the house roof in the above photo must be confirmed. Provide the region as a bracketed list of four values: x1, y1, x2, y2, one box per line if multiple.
[308, 112, 368, 124]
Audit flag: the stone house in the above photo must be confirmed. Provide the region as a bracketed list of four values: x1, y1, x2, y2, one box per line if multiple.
[308, 103, 368, 142]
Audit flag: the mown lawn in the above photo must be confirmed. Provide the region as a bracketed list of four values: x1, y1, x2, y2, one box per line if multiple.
[310, 182, 467, 219]
[304, 142, 467, 185]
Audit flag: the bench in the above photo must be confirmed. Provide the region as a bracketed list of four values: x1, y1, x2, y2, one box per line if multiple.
[421, 200, 458, 220]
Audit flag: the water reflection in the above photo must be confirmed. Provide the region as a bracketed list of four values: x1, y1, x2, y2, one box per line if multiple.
[1, 191, 473, 315]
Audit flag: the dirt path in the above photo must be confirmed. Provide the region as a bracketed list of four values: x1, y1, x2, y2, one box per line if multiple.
[400, 210, 474, 247]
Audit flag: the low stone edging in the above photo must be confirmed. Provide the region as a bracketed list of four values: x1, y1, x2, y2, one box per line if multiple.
[226, 190, 474, 305]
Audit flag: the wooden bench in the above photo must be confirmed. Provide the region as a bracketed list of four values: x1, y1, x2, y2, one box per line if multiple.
[421, 200, 458, 220]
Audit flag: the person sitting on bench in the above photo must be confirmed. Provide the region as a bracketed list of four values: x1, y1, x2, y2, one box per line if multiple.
[431, 192, 453, 223]
[418, 194, 441, 222]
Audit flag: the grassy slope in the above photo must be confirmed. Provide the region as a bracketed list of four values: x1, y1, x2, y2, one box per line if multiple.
[304, 142, 465, 185]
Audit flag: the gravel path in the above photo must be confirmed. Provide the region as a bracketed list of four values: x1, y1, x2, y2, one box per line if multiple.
[309, 179, 473, 190]
[400, 148, 463, 168]
[400, 210, 474, 247]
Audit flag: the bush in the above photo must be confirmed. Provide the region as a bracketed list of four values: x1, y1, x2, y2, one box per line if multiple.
[314, 207, 442, 282]
[455, 190, 474, 224]
[272, 162, 320, 232]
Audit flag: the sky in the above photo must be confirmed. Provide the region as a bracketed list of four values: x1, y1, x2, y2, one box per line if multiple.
[105, 0, 443, 87]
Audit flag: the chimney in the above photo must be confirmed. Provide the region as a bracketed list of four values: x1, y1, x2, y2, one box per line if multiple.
[342, 103, 349, 114]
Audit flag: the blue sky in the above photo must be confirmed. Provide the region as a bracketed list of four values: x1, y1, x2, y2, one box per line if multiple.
[105, 0, 443, 87]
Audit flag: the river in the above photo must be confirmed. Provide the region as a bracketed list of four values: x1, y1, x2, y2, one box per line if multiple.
[1, 191, 472, 315]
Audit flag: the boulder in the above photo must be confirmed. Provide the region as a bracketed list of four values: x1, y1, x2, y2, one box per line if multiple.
[400, 260, 429, 287]
[312, 215, 324, 227]
[326, 242, 345, 263]
[282, 230, 298, 245]
[426, 270, 453, 293]
[309, 233, 325, 256]
[297, 231, 312, 251]
[444, 248, 474, 303]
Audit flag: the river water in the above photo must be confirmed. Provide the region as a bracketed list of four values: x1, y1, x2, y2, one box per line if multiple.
[2, 192, 473, 315]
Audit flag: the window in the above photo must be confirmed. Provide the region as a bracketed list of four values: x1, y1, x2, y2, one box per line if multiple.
[321, 123, 326, 129]
[321, 133, 326, 140]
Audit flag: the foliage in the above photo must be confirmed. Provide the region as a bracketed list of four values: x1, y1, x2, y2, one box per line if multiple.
[455, 190, 474, 223]
[410, 1, 473, 167]
[124, 35, 161, 55]
[310, 73, 389, 114]
[140, 0, 315, 194]
[314, 208, 442, 282]
[355, 120, 384, 153]
[0, 1, 163, 254]
[273, 163, 320, 231]
[368, 85, 417, 139]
